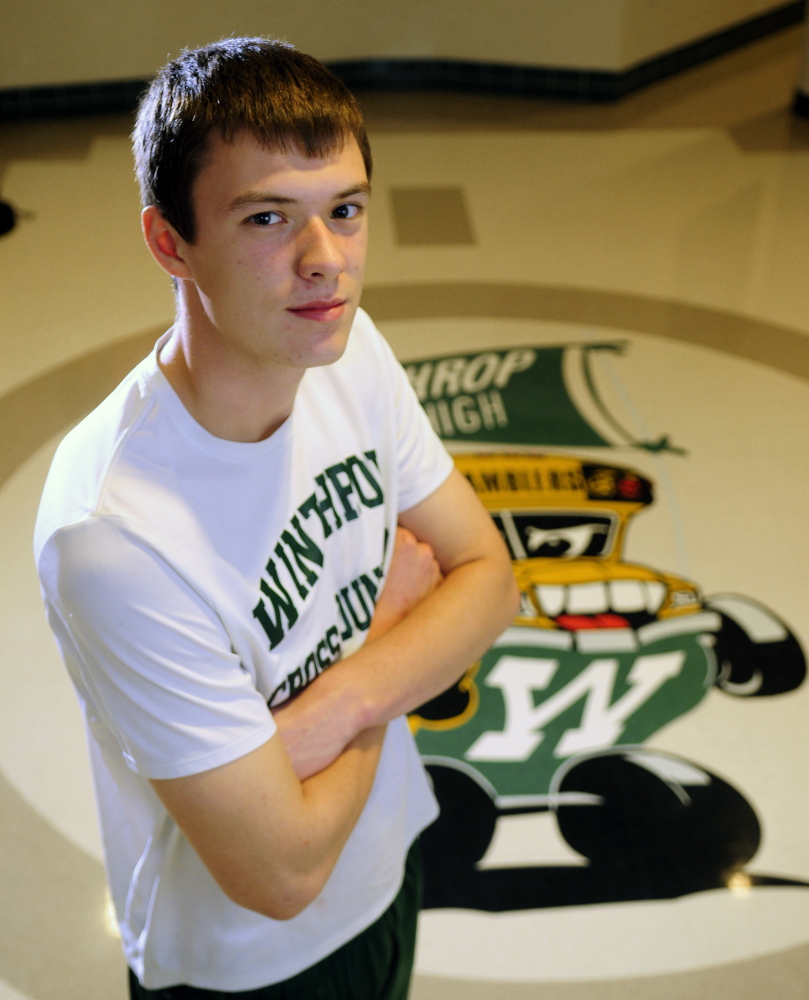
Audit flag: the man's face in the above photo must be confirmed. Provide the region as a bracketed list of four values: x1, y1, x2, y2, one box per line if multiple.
[177, 130, 370, 373]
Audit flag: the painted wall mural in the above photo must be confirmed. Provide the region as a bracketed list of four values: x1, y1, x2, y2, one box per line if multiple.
[404, 338, 808, 916]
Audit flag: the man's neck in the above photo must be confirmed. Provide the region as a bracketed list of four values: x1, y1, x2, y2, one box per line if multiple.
[159, 310, 305, 444]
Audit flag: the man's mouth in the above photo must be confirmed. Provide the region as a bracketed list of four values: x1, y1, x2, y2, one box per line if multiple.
[288, 299, 346, 322]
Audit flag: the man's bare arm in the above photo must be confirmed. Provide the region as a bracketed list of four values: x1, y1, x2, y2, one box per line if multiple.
[149, 722, 384, 921]
[149, 469, 513, 915]
[275, 468, 519, 779]
[147, 523, 440, 921]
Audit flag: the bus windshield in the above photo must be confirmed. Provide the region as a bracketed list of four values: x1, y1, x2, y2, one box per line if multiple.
[493, 511, 616, 560]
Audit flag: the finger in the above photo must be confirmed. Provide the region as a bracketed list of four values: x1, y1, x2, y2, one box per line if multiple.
[415, 539, 437, 562]
[395, 525, 417, 547]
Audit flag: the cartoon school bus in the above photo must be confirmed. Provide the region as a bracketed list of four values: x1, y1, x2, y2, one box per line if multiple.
[455, 451, 702, 630]
[411, 451, 807, 911]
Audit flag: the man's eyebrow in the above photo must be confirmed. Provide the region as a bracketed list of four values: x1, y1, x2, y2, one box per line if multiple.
[335, 183, 372, 199]
[229, 182, 371, 211]
[228, 192, 294, 210]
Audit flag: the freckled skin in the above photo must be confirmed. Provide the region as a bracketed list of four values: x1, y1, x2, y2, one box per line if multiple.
[142, 132, 371, 440]
[177, 133, 369, 375]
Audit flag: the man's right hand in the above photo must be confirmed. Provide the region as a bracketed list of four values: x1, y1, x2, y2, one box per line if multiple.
[271, 526, 441, 780]
[366, 526, 442, 641]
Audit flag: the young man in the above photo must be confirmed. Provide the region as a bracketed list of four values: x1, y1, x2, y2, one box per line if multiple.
[34, 37, 517, 999]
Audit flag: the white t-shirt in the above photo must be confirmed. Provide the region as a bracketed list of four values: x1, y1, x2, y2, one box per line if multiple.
[34, 309, 453, 991]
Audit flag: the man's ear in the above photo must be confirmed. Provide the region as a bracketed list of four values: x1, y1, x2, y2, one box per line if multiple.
[141, 206, 193, 280]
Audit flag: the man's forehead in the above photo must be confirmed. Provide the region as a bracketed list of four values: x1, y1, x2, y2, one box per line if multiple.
[192, 129, 368, 204]
[204, 128, 362, 173]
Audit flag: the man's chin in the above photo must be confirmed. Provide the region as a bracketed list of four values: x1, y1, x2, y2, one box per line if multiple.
[294, 320, 353, 370]
[310, 307, 358, 364]
[310, 334, 351, 368]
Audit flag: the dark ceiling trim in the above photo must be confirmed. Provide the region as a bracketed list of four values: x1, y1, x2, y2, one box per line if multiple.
[334, 1, 806, 102]
[0, 1, 804, 120]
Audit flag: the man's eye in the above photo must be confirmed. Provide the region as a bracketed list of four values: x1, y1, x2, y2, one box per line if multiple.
[332, 203, 360, 220]
[249, 211, 283, 226]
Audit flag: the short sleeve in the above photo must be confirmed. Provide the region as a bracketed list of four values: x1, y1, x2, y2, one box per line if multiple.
[369, 324, 454, 512]
[38, 517, 276, 780]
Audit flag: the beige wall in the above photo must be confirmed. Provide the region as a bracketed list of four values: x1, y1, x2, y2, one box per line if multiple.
[620, 0, 792, 65]
[0, 0, 794, 90]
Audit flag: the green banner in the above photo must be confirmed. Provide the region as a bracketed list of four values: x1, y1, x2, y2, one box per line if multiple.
[405, 346, 610, 447]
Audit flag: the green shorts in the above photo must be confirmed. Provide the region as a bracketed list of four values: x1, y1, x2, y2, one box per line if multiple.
[128, 839, 422, 1000]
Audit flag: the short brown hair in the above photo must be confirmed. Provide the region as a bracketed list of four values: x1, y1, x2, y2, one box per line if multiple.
[133, 37, 372, 243]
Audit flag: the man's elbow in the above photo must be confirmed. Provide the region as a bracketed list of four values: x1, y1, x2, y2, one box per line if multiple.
[251, 886, 319, 922]
[225, 869, 327, 921]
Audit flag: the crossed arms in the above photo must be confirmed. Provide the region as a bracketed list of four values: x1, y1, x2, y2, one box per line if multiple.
[150, 468, 519, 919]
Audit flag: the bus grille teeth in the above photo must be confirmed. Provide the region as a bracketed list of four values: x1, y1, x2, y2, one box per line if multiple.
[534, 580, 667, 617]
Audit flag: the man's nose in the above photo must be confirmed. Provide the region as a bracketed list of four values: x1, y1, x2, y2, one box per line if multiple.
[296, 218, 344, 281]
